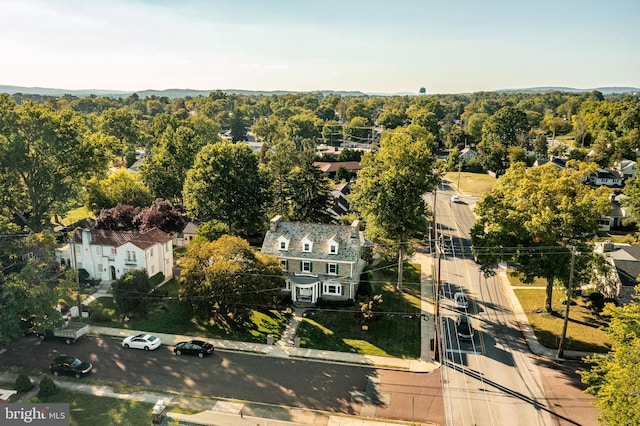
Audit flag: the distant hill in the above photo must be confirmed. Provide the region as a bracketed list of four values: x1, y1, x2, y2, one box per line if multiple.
[0, 84, 638, 98]
[0, 85, 366, 98]
[497, 86, 640, 95]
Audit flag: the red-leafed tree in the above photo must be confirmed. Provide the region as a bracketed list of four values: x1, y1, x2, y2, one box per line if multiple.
[95, 205, 141, 231]
[136, 199, 186, 233]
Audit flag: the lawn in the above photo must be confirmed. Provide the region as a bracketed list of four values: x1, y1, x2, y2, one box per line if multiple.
[295, 261, 423, 358]
[513, 287, 612, 353]
[89, 280, 290, 343]
[444, 171, 497, 196]
[57, 205, 95, 226]
[29, 390, 154, 426]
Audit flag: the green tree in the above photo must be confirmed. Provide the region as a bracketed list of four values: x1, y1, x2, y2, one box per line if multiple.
[178, 235, 284, 325]
[98, 107, 141, 167]
[183, 141, 271, 236]
[375, 109, 407, 130]
[287, 153, 334, 223]
[111, 269, 156, 318]
[578, 290, 640, 425]
[85, 168, 153, 214]
[0, 99, 109, 232]
[351, 130, 440, 290]
[229, 109, 247, 142]
[471, 161, 610, 312]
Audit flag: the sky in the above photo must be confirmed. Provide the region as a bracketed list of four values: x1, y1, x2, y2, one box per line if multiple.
[1, 0, 639, 95]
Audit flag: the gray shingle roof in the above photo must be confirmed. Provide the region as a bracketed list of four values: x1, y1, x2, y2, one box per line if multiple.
[261, 220, 363, 262]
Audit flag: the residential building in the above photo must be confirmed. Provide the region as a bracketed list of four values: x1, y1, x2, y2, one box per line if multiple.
[592, 241, 640, 305]
[613, 159, 637, 181]
[56, 228, 174, 283]
[314, 161, 362, 179]
[261, 216, 367, 305]
[587, 169, 623, 187]
[173, 221, 200, 247]
[329, 182, 351, 222]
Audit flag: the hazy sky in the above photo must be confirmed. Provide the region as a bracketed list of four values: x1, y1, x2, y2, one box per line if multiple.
[1, 0, 639, 94]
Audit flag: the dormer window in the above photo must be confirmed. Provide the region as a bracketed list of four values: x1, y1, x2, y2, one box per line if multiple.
[277, 236, 289, 251]
[302, 237, 313, 253]
[329, 239, 339, 255]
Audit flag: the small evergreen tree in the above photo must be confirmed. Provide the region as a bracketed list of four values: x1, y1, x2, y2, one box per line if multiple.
[15, 373, 33, 393]
[38, 376, 57, 397]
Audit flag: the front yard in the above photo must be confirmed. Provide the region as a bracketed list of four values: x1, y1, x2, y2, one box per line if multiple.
[508, 271, 612, 353]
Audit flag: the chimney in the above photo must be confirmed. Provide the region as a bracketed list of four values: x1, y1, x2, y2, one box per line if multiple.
[270, 215, 283, 232]
[350, 220, 360, 238]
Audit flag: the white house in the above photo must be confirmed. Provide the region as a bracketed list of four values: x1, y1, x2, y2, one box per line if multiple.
[587, 169, 623, 187]
[261, 216, 367, 305]
[613, 159, 637, 181]
[57, 228, 174, 283]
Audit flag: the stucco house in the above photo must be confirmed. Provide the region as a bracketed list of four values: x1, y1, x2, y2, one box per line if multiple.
[56, 228, 174, 283]
[173, 221, 200, 247]
[261, 216, 367, 305]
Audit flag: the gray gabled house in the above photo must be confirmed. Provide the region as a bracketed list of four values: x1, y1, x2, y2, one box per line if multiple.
[261, 216, 367, 305]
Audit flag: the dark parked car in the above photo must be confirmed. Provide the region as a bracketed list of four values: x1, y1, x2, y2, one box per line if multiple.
[173, 340, 214, 358]
[456, 314, 474, 340]
[49, 356, 93, 378]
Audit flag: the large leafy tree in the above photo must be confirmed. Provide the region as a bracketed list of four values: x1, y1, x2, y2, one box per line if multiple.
[183, 141, 271, 236]
[351, 130, 440, 290]
[98, 107, 142, 167]
[111, 269, 156, 318]
[471, 161, 610, 312]
[477, 106, 530, 173]
[178, 235, 284, 325]
[0, 97, 109, 232]
[85, 168, 153, 214]
[578, 290, 640, 425]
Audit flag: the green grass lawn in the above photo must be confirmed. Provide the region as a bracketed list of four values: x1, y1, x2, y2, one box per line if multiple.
[89, 280, 290, 343]
[513, 287, 612, 353]
[295, 262, 423, 358]
[56, 205, 95, 226]
[444, 171, 497, 196]
[30, 390, 154, 426]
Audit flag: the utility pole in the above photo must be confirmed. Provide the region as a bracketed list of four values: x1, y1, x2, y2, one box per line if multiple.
[557, 246, 576, 359]
[71, 230, 82, 319]
[433, 243, 442, 362]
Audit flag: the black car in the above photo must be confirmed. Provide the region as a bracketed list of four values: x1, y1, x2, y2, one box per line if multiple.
[173, 340, 214, 358]
[456, 315, 474, 340]
[49, 356, 93, 378]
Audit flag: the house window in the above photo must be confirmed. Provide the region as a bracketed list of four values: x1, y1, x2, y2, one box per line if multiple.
[96, 246, 103, 256]
[302, 237, 313, 253]
[329, 243, 338, 254]
[150, 248, 154, 257]
[277, 236, 289, 251]
[323, 284, 341, 295]
[111, 248, 117, 255]
[280, 260, 288, 270]
[97, 263, 103, 272]
[301, 261, 312, 273]
[328, 263, 338, 274]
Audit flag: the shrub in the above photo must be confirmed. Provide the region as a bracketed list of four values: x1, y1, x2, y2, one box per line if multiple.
[38, 376, 57, 397]
[89, 306, 111, 323]
[15, 373, 33, 393]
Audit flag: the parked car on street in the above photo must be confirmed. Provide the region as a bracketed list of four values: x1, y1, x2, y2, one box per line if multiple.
[49, 356, 93, 378]
[122, 334, 162, 351]
[450, 195, 460, 203]
[456, 314, 474, 340]
[454, 292, 469, 309]
[173, 340, 214, 358]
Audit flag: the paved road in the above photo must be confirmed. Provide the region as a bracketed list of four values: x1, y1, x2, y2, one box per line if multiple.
[428, 184, 599, 426]
[0, 334, 446, 425]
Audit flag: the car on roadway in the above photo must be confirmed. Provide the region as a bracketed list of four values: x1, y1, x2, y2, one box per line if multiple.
[173, 340, 214, 358]
[456, 314, 474, 340]
[450, 195, 460, 203]
[122, 334, 162, 351]
[454, 292, 469, 309]
[49, 356, 93, 378]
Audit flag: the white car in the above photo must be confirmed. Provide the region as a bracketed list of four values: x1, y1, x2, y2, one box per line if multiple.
[450, 195, 460, 203]
[454, 292, 469, 309]
[122, 334, 162, 351]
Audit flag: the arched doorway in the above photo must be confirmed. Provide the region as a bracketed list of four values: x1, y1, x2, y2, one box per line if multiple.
[110, 266, 116, 280]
